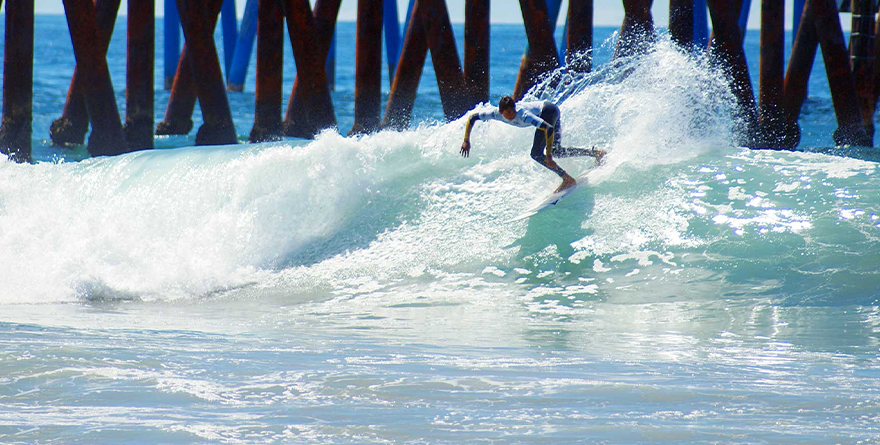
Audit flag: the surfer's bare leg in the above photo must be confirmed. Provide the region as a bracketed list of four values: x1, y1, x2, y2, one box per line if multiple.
[544, 157, 576, 193]
[556, 173, 576, 193]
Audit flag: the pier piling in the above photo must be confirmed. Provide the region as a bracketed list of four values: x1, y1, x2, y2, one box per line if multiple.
[125, 0, 155, 151]
[782, 0, 818, 148]
[615, 0, 654, 59]
[707, 0, 759, 143]
[421, 0, 471, 120]
[4, 0, 880, 161]
[49, 0, 121, 147]
[163, 0, 180, 90]
[566, 0, 593, 72]
[0, 0, 34, 162]
[514, 0, 560, 100]
[349, 0, 384, 136]
[250, 0, 284, 143]
[669, 0, 693, 49]
[176, 0, 238, 145]
[384, 0, 403, 83]
[157, 0, 223, 137]
[813, 0, 871, 146]
[758, 0, 786, 148]
[850, 0, 876, 139]
[281, 0, 339, 138]
[382, 0, 428, 130]
[227, 0, 259, 92]
[62, 0, 128, 156]
[464, 0, 490, 104]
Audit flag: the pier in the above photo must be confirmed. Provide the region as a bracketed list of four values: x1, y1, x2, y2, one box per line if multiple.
[1, 0, 879, 162]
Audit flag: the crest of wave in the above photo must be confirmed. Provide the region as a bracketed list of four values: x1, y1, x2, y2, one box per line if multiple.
[525, 32, 742, 183]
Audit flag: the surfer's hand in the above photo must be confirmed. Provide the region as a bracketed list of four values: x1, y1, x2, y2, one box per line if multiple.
[545, 157, 559, 169]
[460, 140, 470, 157]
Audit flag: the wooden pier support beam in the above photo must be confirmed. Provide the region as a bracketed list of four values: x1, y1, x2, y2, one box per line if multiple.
[850, 0, 876, 139]
[566, 0, 593, 73]
[465, 0, 490, 104]
[156, 47, 197, 135]
[382, 0, 428, 130]
[281, 0, 338, 138]
[349, 0, 384, 135]
[669, 0, 693, 50]
[813, 0, 871, 146]
[872, 1, 880, 120]
[781, 0, 817, 148]
[176, 0, 238, 145]
[514, 0, 560, 100]
[49, 0, 120, 147]
[421, 0, 470, 120]
[250, 0, 284, 142]
[615, 0, 654, 59]
[0, 0, 34, 162]
[783, 0, 871, 147]
[125, 0, 155, 151]
[157, 0, 223, 137]
[758, 0, 787, 148]
[283, 0, 341, 137]
[707, 0, 759, 143]
[62, 0, 128, 156]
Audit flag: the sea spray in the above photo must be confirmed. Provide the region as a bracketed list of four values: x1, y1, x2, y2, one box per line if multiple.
[2, 36, 874, 306]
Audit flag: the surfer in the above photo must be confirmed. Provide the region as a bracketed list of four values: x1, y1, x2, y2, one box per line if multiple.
[460, 95, 606, 193]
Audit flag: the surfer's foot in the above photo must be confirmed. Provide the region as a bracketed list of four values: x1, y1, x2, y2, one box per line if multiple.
[555, 175, 576, 193]
[594, 149, 607, 165]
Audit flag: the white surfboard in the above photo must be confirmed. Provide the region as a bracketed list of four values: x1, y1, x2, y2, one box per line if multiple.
[507, 171, 591, 222]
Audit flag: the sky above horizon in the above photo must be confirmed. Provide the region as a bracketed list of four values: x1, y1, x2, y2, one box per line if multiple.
[30, 0, 833, 31]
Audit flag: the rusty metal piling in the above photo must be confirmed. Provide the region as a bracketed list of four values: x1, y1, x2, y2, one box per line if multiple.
[669, 0, 692, 50]
[125, 0, 155, 151]
[349, 0, 384, 136]
[250, 0, 284, 143]
[175, 0, 237, 145]
[464, 0, 490, 104]
[62, 0, 128, 156]
[49, 0, 120, 147]
[850, 0, 876, 139]
[781, 0, 817, 148]
[567, 0, 593, 73]
[0, 0, 34, 162]
[156, 0, 224, 137]
[421, 0, 470, 120]
[615, 0, 654, 59]
[514, 0, 560, 100]
[281, 0, 338, 138]
[707, 0, 759, 143]
[758, 0, 786, 148]
[382, 1, 428, 130]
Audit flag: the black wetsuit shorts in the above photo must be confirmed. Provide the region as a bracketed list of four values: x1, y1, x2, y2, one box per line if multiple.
[529, 101, 566, 177]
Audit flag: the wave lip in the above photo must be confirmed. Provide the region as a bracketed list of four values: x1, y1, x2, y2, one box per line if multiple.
[0, 37, 778, 304]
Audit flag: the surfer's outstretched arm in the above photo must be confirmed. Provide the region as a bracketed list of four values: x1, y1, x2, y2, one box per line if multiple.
[460, 114, 480, 157]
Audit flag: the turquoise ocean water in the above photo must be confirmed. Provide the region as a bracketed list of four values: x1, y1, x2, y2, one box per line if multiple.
[2, 16, 880, 444]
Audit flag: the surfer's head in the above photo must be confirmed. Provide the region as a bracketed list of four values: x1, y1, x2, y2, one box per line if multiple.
[499, 95, 516, 120]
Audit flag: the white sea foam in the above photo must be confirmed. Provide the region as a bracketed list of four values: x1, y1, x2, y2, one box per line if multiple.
[1, 37, 869, 304]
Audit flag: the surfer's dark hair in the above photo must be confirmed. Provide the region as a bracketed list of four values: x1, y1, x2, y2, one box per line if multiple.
[499, 95, 515, 112]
